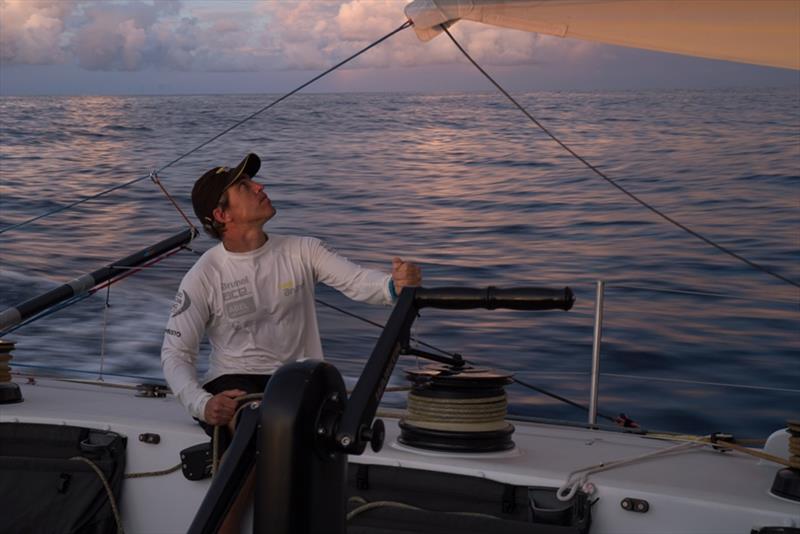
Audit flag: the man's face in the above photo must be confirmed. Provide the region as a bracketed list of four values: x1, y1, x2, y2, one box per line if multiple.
[218, 175, 276, 226]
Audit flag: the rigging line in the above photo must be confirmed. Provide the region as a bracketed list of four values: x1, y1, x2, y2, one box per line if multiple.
[152, 20, 414, 176]
[150, 170, 197, 232]
[440, 25, 800, 291]
[12, 363, 166, 384]
[314, 297, 459, 358]
[601, 373, 800, 394]
[0, 174, 153, 235]
[510, 375, 619, 424]
[511, 370, 800, 395]
[315, 293, 622, 422]
[91, 247, 184, 294]
[315, 297, 385, 330]
[0, 20, 413, 237]
[607, 283, 799, 306]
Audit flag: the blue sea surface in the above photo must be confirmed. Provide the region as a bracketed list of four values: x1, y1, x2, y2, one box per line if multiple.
[0, 89, 798, 437]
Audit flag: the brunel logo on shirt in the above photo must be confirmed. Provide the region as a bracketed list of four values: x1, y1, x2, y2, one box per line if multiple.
[222, 276, 256, 318]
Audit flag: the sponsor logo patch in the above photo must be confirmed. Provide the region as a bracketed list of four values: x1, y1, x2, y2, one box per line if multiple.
[170, 290, 191, 317]
[222, 276, 252, 302]
[226, 296, 256, 318]
[164, 328, 182, 338]
[279, 280, 303, 297]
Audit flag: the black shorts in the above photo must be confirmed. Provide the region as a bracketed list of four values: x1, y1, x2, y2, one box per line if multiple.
[196, 373, 271, 439]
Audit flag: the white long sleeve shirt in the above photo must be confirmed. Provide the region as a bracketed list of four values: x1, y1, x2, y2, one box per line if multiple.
[161, 234, 393, 421]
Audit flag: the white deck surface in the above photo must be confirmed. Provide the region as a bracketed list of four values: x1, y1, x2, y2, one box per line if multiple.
[2, 376, 798, 533]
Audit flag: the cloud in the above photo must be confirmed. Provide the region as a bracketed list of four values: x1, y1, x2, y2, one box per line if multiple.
[71, 1, 185, 71]
[264, 0, 596, 71]
[0, 0, 599, 72]
[0, 0, 76, 64]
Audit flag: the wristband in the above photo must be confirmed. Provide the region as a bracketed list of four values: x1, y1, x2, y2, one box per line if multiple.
[389, 279, 398, 300]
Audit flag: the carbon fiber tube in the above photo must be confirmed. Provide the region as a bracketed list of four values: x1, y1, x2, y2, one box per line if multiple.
[0, 228, 195, 332]
[413, 286, 574, 311]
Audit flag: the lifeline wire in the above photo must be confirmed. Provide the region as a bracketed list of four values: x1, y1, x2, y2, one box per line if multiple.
[0, 21, 413, 237]
[440, 26, 800, 291]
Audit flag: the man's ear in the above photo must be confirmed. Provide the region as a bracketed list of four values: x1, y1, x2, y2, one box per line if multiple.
[212, 206, 228, 224]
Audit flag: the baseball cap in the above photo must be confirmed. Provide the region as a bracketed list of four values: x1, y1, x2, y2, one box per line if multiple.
[191, 153, 261, 226]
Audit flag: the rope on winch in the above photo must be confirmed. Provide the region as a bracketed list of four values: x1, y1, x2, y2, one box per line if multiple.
[404, 391, 509, 432]
[439, 25, 800, 291]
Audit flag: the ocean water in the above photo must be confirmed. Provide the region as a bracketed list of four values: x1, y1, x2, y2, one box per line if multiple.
[0, 89, 798, 438]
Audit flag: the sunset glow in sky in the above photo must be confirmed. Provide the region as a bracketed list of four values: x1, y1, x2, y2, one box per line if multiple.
[1, 0, 797, 95]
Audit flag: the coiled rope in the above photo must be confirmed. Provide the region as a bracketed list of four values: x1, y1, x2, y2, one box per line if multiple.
[0, 21, 413, 237]
[440, 25, 799, 291]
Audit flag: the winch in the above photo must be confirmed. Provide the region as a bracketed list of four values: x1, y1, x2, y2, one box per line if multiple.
[400, 364, 515, 452]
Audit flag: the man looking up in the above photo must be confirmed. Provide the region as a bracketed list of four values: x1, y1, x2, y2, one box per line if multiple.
[161, 151, 421, 431]
[161, 152, 421, 532]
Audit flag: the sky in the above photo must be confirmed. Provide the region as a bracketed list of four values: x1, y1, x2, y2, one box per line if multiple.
[1, 0, 797, 96]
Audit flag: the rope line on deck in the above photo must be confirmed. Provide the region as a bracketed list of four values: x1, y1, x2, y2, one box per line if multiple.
[70, 456, 125, 534]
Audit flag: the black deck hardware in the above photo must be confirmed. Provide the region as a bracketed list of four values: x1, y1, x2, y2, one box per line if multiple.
[136, 383, 169, 398]
[187, 285, 574, 534]
[180, 442, 212, 481]
[138, 433, 160, 445]
[621, 497, 650, 513]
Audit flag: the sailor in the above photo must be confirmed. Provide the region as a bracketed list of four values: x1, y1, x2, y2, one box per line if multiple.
[160, 152, 421, 531]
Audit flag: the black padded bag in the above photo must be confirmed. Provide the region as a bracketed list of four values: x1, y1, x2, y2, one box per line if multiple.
[0, 422, 127, 534]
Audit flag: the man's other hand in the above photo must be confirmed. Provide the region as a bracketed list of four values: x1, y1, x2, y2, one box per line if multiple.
[204, 389, 246, 426]
[392, 257, 422, 295]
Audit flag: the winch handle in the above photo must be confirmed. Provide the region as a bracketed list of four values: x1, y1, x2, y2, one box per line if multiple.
[414, 286, 575, 311]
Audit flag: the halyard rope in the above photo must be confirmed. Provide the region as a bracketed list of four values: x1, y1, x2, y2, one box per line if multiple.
[556, 440, 703, 501]
[124, 463, 182, 479]
[0, 21, 413, 236]
[555, 432, 794, 502]
[149, 170, 197, 232]
[440, 25, 800, 291]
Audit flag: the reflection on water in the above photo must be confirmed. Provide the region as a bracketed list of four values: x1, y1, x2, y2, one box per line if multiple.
[0, 89, 798, 436]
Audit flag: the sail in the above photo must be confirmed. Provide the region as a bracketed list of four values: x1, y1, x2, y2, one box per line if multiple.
[404, 0, 800, 70]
